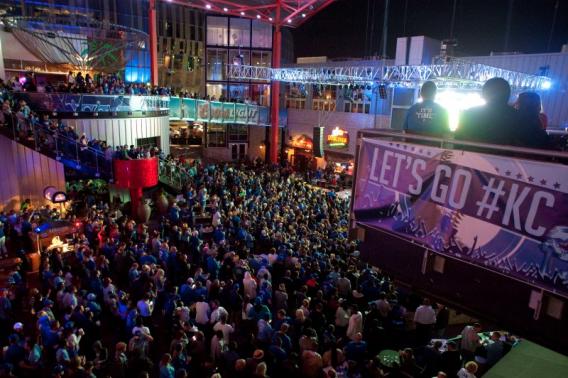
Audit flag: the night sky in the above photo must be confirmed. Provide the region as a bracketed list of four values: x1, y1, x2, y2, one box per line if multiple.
[292, 0, 568, 59]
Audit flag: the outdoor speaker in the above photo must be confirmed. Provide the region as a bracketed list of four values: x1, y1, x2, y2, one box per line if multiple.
[313, 126, 324, 158]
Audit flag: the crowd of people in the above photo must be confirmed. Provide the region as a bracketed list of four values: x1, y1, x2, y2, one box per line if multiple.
[403, 78, 553, 150]
[0, 157, 517, 378]
[3, 72, 172, 97]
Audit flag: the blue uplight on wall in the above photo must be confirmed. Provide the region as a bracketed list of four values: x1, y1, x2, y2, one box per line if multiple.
[125, 49, 151, 83]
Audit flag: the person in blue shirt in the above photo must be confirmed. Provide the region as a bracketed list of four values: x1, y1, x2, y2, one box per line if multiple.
[403, 81, 449, 137]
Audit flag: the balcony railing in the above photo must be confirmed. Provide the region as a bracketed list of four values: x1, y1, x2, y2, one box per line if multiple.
[10, 92, 170, 116]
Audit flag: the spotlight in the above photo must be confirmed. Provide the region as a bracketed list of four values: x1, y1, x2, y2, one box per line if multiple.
[223, 7, 228, 12]
[269, 17, 273, 21]
[256, 15, 261, 19]
[302, 13, 306, 18]
[287, 19, 292, 23]
[205, 4, 211, 9]
[240, 11, 245, 16]
[541, 79, 552, 90]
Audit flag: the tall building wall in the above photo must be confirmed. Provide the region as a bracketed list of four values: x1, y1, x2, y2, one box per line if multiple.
[0, 134, 66, 212]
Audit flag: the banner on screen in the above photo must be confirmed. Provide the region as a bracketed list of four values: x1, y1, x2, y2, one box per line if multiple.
[210, 101, 223, 123]
[196, 100, 210, 122]
[353, 138, 568, 296]
[235, 103, 248, 124]
[169, 97, 181, 119]
[182, 98, 196, 120]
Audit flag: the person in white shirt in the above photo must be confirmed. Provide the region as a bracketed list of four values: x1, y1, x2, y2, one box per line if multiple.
[213, 314, 233, 343]
[243, 271, 257, 299]
[335, 301, 350, 337]
[346, 306, 363, 341]
[457, 361, 478, 378]
[137, 293, 154, 320]
[209, 300, 229, 324]
[194, 296, 210, 326]
[414, 298, 436, 346]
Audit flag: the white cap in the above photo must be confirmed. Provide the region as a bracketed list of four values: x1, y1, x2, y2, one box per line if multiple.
[13, 322, 23, 331]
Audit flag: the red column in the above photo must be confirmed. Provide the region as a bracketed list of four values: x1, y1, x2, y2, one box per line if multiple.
[270, 0, 282, 164]
[149, 0, 159, 86]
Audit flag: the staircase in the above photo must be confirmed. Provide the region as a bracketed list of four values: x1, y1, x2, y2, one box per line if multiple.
[0, 115, 112, 180]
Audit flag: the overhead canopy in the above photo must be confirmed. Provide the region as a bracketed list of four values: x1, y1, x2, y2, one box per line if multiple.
[165, 0, 335, 26]
[484, 340, 568, 378]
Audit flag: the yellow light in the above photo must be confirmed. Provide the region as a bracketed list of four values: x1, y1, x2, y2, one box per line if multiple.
[435, 90, 485, 131]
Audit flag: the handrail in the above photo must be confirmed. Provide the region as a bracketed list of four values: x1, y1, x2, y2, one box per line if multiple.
[0, 113, 112, 178]
[31, 119, 108, 159]
[357, 129, 568, 160]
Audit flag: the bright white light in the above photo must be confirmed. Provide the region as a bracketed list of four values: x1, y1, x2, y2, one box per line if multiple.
[269, 17, 273, 21]
[435, 90, 486, 131]
[256, 15, 261, 19]
[541, 80, 552, 90]
[287, 18, 292, 23]
[240, 11, 245, 16]
[223, 7, 228, 12]
[205, 4, 211, 9]
[302, 13, 306, 18]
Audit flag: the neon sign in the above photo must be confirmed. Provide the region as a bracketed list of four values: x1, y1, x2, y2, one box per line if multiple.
[327, 127, 349, 148]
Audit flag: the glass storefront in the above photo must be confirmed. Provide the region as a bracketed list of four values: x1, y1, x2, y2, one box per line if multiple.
[206, 16, 229, 46]
[206, 123, 226, 147]
[229, 18, 251, 47]
[206, 49, 228, 81]
[206, 84, 228, 100]
[206, 16, 273, 107]
[251, 20, 272, 48]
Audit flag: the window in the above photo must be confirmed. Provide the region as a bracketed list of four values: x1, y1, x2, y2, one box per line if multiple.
[229, 18, 251, 47]
[206, 123, 226, 147]
[229, 84, 250, 102]
[125, 50, 151, 83]
[206, 84, 228, 100]
[252, 20, 272, 48]
[206, 16, 228, 46]
[251, 50, 271, 67]
[137, 136, 160, 149]
[251, 51, 271, 82]
[206, 49, 228, 81]
[228, 124, 248, 142]
[251, 84, 270, 106]
[228, 50, 250, 69]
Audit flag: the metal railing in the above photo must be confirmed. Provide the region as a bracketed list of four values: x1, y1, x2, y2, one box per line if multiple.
[10, 92, 170, 115]
[0, 114, 113, 179]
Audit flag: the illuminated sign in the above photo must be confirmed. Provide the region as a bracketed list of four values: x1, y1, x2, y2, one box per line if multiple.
[290, 134, 313, 150]
[327, 127, 349, 148]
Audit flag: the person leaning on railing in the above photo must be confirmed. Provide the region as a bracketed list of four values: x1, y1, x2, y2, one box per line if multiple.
[455, 78, 551, 150]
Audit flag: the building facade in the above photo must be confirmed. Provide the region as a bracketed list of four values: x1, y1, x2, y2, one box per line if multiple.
[202, 15, 275, 162]
[0, 0, 205, 91]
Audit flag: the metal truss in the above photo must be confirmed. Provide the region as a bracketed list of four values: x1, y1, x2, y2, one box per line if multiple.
[227, 62, 551, 91]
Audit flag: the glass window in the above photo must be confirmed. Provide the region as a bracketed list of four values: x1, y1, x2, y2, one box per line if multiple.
[206, 49, 228, 81]
[251, 50, 271, 67]
[229, 84, 250, 102]
[252, 20, 272, 48]
[228, 124, 248, 142]
[206, 123, 226, 147]
[228, 50, 250, 68]
[206, 84, 228, 101]
[251, 51, 271, 82]
[229, 18, 251, 47]
[251, 84, 270, 106]
[207, 16, 228, 46]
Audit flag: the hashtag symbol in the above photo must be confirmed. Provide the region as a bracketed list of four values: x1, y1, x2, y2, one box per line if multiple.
[476, 178, 506, 219]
